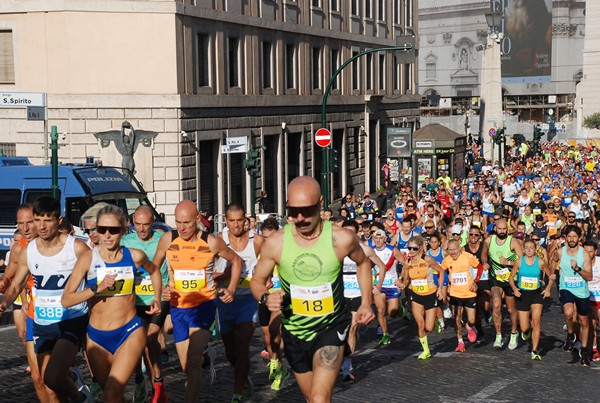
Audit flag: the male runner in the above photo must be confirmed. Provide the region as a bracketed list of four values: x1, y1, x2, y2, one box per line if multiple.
[251, 176, 375, 403]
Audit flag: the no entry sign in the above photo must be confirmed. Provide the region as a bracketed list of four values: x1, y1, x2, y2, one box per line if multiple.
[315, 128, 332, 148]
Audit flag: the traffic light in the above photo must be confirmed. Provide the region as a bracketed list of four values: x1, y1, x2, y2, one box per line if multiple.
[494, 128, 504, 145]
[244, 149, 261, 176]
[533, 126, 543, 142]
[330, 149, 339, 173]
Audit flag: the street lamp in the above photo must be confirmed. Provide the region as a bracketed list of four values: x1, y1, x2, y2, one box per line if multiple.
[485, 11, 502, 36]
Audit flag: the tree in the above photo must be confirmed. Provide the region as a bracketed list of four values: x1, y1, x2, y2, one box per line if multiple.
[583, 112, 600, 129]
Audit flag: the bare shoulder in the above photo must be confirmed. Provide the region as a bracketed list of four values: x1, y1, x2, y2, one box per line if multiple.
[73, 236, 91, 256]
[332, 225, 358, 250]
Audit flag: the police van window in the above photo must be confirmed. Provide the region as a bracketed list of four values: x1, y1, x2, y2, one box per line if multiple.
[0, 190, 21, 225]
[65, 197, 89, 228]
[24, 189, 62, 205]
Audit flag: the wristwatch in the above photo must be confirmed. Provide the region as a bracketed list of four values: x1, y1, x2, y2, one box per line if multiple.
[259, 292, 270, 305]
[574, 266, 582, 273]
[90, 284, 99, 295]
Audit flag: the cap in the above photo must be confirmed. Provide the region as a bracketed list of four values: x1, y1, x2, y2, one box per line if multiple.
[373, 229, 387, 238]
[535, 215, 544, 221]
[451, 224, 462, 234]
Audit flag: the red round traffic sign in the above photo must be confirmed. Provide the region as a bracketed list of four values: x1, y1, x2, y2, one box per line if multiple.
[315, 128, 332, 148]
[488, 127, 496, 138]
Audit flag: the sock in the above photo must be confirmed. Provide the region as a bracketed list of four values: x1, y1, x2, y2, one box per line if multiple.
[135, 373, 144, 384]
[457, 337, 464, 344]
[419, 336, 429, 353]
[269, 359, 280, 369]
[439, 318, 445, 327]
[593, 345, 597, 350]
[153, 376, 163, 384]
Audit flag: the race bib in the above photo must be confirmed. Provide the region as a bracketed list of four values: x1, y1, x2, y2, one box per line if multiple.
[495, 267, 510, 282]
[589, 282, 600, 297]
[411, 279, 429, 294]
[520, 276, 539, 290]
[291, 283, 334, 317]
[98, 266, 134, 296]
[564, 276, 583, 289]
[451, 272, 469, 286]
[480, 270, 489, 281]
[173, 270, 206, 292]
[533, 208, 541, 215]
[546, 222, 555, 229]
[343, 275, 360, 290]
[382, 272, 396, 287]
[135, 276, 154, 296]
[35, 295, 67, 323]
[271, 273, 281, 291]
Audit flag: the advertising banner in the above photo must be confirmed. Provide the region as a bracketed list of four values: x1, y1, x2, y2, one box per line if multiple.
[387, 127, 412, 158]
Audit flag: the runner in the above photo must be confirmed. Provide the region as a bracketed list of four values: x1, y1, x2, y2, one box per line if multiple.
[464, 225, 489, 338]
[509, 238, 554, 359]
[400, 235, 444, 360]
[121, 205, 170, 402]
[0, 197, 91, 402]
[442, 239, 484, 352]
[586, 241, 600, 361]
[551, 225, 593, 366]
[250, 176, 375, 402]
[483, 218, 523, 349]
[215, 202, 267, 402]
[154, 199, 242, 402]
[62, 204, 163, 401]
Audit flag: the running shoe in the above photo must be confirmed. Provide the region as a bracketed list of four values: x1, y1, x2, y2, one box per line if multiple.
[521, 329, 532, 341]
[580, 349, 591, 367]
[133, 378, 148, 403]
[531, 350, 542, 360]
[231, 396, 242, 403]
[203, 346, 217, 386]
[379, 333, 391, 345]
[476, 330, 485, 343]
[592, 348, 600, 362]
[260, 349, 271, 362]
[343, 372, 356, 382]
[271, 366, 290, 390]
[269, 359, 281, 381]
[467, 325, 477, 343]
[455, 341, 466, 353]
[508, 332, 518, 350]
[564, 333, 576, 352]
[574, 341, 582, 351]
[417, 350, 431, 360]
[25, 366, 31, 373]
[493, 334, 503, 349]
[152, 381, 168, 403]
[89, 381, 102, 399]
[376, 326, 383, 336]
[241, 377, 253, 398]
[434, 318, 442, 334]
[71, 367, 92, 402]
[443, 306, 453, 319]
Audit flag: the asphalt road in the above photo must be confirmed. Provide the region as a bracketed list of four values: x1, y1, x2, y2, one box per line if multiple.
[0, 289, 597, 402]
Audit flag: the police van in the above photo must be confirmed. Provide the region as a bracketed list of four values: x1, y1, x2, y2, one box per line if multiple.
[0, 157, 165, 260]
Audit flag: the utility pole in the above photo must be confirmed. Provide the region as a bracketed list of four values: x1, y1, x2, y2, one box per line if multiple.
[50, 125, 59, 200]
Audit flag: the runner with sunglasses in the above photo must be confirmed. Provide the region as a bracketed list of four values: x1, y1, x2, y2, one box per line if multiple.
[465, 225, 489, 340]
[251, 176, 375, 402]
[62, 204, 163, 401]
[399, 236, 444, 360]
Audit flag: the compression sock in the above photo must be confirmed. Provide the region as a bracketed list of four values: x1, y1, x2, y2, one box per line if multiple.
[419, 335, 430, 353]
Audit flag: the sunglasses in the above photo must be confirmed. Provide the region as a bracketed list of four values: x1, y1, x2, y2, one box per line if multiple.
[407, 246, 420, 251]
[96, 226, 122, 235]
[469, 233, 480, 237]
[532, 238, 540, 241]
[425, 226, 434, 229]
[287, 202, 320, 218]
[452, 233, 461, 236]
[568, 216, 576, 218]
[83, 227, 96, 235]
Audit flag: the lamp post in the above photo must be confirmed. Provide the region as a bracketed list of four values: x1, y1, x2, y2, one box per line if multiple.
[480, 7, 504, 162]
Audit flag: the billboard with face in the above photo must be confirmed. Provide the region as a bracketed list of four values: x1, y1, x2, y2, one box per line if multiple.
[497, 0, 552, 84]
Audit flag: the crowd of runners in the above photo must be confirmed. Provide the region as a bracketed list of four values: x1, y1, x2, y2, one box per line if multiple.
[1, 140, 599, 402]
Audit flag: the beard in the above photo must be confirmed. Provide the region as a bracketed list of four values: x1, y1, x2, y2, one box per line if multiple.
[497, 232, 508, 240]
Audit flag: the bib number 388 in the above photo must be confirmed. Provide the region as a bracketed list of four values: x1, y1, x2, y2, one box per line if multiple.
[291, 283, 334, 317]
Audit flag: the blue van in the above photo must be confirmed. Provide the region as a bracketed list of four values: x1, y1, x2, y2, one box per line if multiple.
[0, 157, 165, 260]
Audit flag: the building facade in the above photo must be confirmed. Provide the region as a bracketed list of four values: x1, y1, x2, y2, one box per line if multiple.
[418, 0, 585, 140]
[0, 0, 419, 223]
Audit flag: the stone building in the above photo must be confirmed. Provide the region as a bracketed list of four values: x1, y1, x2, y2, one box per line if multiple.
[0, 0, 419, 223]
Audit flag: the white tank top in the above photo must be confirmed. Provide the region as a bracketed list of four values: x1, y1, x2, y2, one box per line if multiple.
[373, 245, 397, 288]
[342, 256, 361, 298]
[588, 258, 600, 302]
[28, 235, 88, 325]
[215, 230, 258, 297]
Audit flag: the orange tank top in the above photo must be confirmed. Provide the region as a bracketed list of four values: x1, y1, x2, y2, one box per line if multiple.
[407, 259, 437, 296]
[167, 232, 216, 308]
[19, 238, 35, 319]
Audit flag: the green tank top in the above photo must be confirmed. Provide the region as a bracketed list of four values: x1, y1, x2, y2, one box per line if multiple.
[559, 247, 589, 298]
[121, 231, 170, 306]
[279, 221, 347, 341]
[488, 235, 517, 283]
[521, 213, 534, 229]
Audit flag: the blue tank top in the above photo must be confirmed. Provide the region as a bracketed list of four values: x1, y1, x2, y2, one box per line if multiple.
[517, 256, 541, 291]
[428, 248, 448, 287]
[559, 247, 589, 298]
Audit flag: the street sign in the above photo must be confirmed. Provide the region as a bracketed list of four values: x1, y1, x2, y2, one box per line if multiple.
[315, 128, 332, 148]
[221, 136, 248, 153]
[488, 127, 496, 138]
[0, 92, 45, 107]
[27, 106, 45, 121]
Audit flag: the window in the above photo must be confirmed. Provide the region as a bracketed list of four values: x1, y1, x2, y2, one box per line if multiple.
[352, 50, 360, 91]
[426, 62, 436, 79]
[312, 47, 321, 90]
[262, 41, 273, 89]
[228, 37, 240, 88]
[404, 64, 412, 93]
[393, 1, 401, 24]
[0, 143, 16, 157]
[0, 189, 20, 226]
[393, 55, 400, 91]
[366, 53, 373, 90]
[330, 49, 340, 90]
[379, 54, 385, 90]
[365, 0, 372, 18]
[331, 0, 339, 12]
[405, 0, 413, 27]
[285, 44, 296, 90]
[197, 33, 210, 87]
[351, 0, 359, 15]
[0, 30, 15, 84]
[312, 0, 321, 7]
[378, 0, 385, 21]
